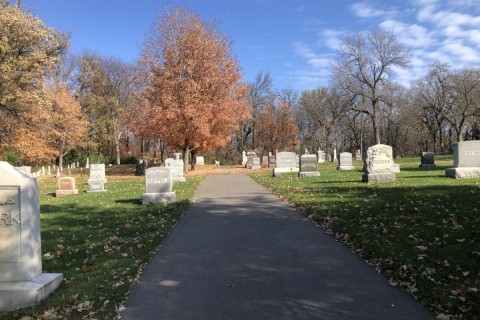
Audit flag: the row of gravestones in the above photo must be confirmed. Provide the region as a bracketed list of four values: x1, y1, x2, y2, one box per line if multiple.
[268, 141, 480, 180]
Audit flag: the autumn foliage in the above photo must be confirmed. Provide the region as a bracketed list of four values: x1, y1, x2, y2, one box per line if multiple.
[137, 7, 251, 169]
[255, 99, 299, 154]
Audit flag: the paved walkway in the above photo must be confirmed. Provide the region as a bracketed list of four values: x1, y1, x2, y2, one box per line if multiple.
[122, 174, 435, 320]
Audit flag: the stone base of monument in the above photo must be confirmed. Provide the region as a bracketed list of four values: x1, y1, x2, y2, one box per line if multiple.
[391, 164, 400, 173]
[445, 167, 480, 179]
[0, 273, 63, 311]
[337, 165, 355, 171]
[298, 172, 320, 177]
[252, 165, 261, 170]
[419, 164, 436, 169]
[87, 179, 107, 192]
[362, 173, 396, 183]
[273, 167, 299, 177]
[55, 189, 78, 197]
[142, 192, 176, 204]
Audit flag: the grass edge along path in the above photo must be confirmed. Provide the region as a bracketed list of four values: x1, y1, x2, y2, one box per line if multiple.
[0, 173, 203, 320]
[250, 156, 479, 320]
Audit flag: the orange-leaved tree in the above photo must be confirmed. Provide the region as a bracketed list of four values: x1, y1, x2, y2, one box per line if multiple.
[255, 99, 299, 154]
[46, 82, 87, 170]
[139, 7, 251, 171]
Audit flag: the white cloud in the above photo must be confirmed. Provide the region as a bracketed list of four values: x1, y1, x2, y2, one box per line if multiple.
[351, 2, 387, 18]
[318, 29, 345, 51]
[379, 19, 434, 48]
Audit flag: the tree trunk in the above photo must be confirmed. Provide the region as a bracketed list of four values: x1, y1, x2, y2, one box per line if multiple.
[182, 147, 190, 173]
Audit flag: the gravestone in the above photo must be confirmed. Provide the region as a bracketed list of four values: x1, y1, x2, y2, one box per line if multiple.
[135, 160, 146, 176]
[86, 158, 90, 169]
[142, 167, 176, 204]
[55, 177, 78, 197]
[273, 152, 299, 177]
[268, 155, 276, 168]
[262, 156, 268, 168]
[419, 152, 436, 169]
[251, 157, 261, 170]
[15, 166, 32, 177]
[445, 141, 480, 178]
[391, 163, 401, 173]
[165, 157, 186, 182]
[88, 163, 107, 192]
[242, 151, 247, 166]
[362, 144, 396, 183]
[333, 148, 337, 161]
[355, 149, 362, 161]
[0, 162, 62, 311]
[337, 152, 355, 170]
[317, 149, 325, 163]
[299, 155, 320, 177]
[196, 156, 205, 166]
[246, 152, 257, 169]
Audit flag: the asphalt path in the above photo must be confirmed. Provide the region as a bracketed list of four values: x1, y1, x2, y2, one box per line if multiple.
[122, 173, 435, 320]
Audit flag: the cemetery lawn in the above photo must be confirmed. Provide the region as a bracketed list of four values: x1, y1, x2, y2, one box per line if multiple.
[0, 171, 202, 320]
[251, 155, 479, 320]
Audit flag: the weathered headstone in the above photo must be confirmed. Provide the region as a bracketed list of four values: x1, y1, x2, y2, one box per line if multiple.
[251, 157, 261, 170]
[337, 152, 355, 170]
[355, 149, 362, 161]
[262, 156, 268, 168]
[419, 152, 436, 169]
[362, 144, 396, 183]
[317, 149, 325, 163]
[242, 151, 247, 166]
[86, 158, 90, 169]
[299, 155, 320, 177]
[0, 162, 62, 311]
[445, 141, 480, 178]
[55, 177, 78, 197]
[333, 148, 337, 161]
[245, 152, 257, 169]
[391, 163, 401, 173]
[88, 163, 107, 192]
[273, 152, 299, 177]
[15, 166, 32, 177]
[196, 156, 205, 166]
[268, 155, 276, 168]
[142, 167, 176, 204]
[165, 157, 186, 182]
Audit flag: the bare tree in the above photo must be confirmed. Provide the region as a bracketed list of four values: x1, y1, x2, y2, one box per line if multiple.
[445, 67, 480, 141]
[410, 61, 450, 152]
[332, 29, 410, 144]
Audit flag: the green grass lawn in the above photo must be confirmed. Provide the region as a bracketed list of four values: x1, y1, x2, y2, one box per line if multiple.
[0, 172, 202, 320]
[251, 156, 479, 320]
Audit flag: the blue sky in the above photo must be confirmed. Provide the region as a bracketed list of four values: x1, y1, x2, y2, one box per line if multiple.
[22, 0, 480, 92]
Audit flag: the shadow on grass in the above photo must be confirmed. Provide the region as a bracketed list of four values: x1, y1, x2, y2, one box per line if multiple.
[115, 198, 143, 205]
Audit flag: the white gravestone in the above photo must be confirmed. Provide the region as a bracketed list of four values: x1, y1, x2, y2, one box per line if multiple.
[273, 152, 299, 177]
[299, 155, 320, 177]
[142, 167, 176, 204]
[196, 156, 205, 166]
[242, 151, 247, 166]
[337, 152, 355, 170]
[56, 177, 79, 197]
[0, 162, 62, 311]
[362, 144, 396, 183]
[165, 158, 186, 182]
[251, 157, 261, 170]
[317, 149, 325, 163]
[88, 163, 107, 192]
[445, 141, 480, 178]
